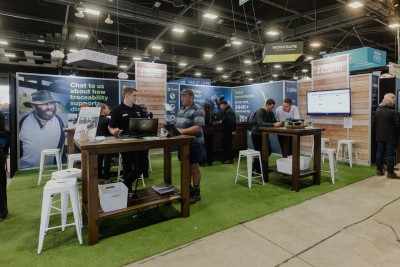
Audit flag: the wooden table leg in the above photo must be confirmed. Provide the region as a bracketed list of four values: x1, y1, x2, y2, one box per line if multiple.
[291, 135, 300, 192]
[164, 147, 171, 184]
[261, 132, 269, 182]
[313, 133, 322, 185]
[180, 144, 190, 217]
[87, 153, 99, 245]
[81, 150, 88, 226]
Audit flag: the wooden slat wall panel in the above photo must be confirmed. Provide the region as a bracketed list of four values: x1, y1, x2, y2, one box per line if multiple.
[298, 74, 371, 165]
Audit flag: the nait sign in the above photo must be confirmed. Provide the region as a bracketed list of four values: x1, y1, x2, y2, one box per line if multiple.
[263, 41, 303, 63]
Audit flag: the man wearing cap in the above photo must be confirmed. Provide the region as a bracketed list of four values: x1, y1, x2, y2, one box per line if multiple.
[176, 89, 205, 204]
[19, 90, 65, 168]
[219, 100, 236, 164]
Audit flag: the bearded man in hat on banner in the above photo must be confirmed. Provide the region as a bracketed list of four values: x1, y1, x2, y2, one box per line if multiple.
[19, 90, 65, 169]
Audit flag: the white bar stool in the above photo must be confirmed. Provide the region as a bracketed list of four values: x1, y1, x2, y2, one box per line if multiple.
[311, 138, 330, 159]
[37, 178, 82, 254]
[336, 139, 358, 168]
[38, 148, 62, 186]
[117, 153, 146, 187]
[67, 153, 81, 169]
[321, 148, 339, 184]
[235, 150, 264, 188]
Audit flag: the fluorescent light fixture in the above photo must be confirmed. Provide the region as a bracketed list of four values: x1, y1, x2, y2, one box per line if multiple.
[69, 49, 78, 53]
[203, 13, 218, 19]
[243, 59, 252, 64]
[179, 62, 187, 66]
[272, 74, 278, 77]
[216, 67, 223, 71]
[195, 72, 201, 76]
[306, 55, 314, 60]
[273, 64, 282, 69]
[267, 30, 279, 36]
[5, 53, 15, 57]
[293, 76, 299, 80]
[133, 57, 142, 61]
[348, 1, 364, 9]
[204, 53, 213, 58]
[222, 75, 228, 79]
[172, 27, 185, 33]
[120, 64, 128, 69]
[232, 40, 242, 45]
[75, 33, 88, 38]
[37, 36, 45, 43]
[244, 70, 251, 74]
[0, 41, 8, 45]
[389, 23, 400, 28]
[152, 45, 162, 49]
[310, 41, 321, 47]
[248, 78, 254, 81]
[154, 1, 161, 8]
[301, 69, 309, 73]
[85, 8, 100, 15]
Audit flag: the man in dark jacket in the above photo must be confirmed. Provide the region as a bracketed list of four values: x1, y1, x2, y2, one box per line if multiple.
[250, 99, 283, 174]
[373, 97, 400, 178]
[219, 100, 236, 164]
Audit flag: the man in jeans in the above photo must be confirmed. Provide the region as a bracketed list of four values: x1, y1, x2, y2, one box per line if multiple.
[373, 97, 400, 178]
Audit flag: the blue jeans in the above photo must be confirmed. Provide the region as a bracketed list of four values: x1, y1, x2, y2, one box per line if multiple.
[376, 141, 397, 172]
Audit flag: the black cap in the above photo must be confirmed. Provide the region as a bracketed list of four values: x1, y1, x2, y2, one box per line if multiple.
[219, 100, 228, 105]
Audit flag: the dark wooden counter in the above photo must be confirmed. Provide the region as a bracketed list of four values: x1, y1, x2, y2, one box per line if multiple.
[75, 135, 194, 245]
[259, 127, 325, 192]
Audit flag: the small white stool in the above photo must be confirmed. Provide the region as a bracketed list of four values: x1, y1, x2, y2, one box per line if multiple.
[117, 153, 146, 187]
[321, 148, 339, 184]
[52, 168, 82, 180]
[311, 138, 330, 159]
[67, 153, 81, 169]
[37, 178, 82, 254]
[235, 150, 264, 188]
[336, 140, 358, 168]
[38, 148, 62, 186]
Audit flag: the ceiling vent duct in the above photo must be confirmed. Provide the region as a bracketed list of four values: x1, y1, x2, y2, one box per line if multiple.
[173, 0, 183, 7]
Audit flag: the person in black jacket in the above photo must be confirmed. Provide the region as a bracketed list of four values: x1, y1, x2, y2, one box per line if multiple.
[373, 96, 400, 178]
[0, 149, 7, 221]
[0, 111, 10, 155]
[108, 87, 147, 192]
[201, 102, 215, 166]
[250, 99, 283, 174]
[219, 100, 236, 164]
[96, 103, 113, 180]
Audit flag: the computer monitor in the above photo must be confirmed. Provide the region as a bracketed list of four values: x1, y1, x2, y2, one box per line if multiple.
[129, 118, 158, 136]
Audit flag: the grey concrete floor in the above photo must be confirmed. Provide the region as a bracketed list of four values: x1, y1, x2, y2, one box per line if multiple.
[128, 174, 400, 267]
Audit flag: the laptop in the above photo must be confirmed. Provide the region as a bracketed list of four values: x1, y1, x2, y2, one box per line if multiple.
[163, 123, 181, 137]
[129, 118, 159, 137]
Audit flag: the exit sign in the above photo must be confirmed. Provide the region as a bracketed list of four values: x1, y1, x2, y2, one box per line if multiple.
[239, 0, 249, 6]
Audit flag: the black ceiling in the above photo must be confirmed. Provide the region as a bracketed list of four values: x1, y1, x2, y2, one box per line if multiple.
[0, 0, 399, 85]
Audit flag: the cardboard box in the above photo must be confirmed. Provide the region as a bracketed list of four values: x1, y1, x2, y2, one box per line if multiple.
[98, 182, 128, 212]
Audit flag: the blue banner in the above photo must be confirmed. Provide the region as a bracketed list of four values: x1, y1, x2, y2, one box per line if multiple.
[165, 83, 180, 123]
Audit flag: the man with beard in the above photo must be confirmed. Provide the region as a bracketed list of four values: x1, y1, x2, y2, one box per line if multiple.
[19, 90, 65, 168]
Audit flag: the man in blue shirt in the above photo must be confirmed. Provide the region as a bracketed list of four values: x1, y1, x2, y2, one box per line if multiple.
[176, 89, 205, 203]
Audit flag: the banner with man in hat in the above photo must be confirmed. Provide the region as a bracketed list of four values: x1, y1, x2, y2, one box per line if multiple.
[19, 89, 66, 169]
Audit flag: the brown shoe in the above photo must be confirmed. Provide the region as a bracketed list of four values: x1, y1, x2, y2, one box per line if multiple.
[376, 170, 384, 176]
[387, 172, 400, 179]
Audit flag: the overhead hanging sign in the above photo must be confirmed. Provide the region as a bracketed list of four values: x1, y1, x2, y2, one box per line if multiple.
[323, 47, 386, 71]
[262, 41, 303, 63]
[312, 54, 349, 90]
[66, 49, 118, 68]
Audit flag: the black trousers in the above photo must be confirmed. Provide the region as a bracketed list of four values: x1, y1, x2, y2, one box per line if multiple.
[278, 136, 292, 158]
[251, 133, 271, 174]
[0, 150, 7, 219]
[222, 131, 233, 162]
[98, 154, 112, 179]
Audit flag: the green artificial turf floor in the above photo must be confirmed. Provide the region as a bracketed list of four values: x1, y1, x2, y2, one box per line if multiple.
[0, 154, 375, 266]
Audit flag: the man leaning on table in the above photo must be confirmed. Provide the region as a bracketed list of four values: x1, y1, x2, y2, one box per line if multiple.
[175, 89, 205, 204]
[275, 98, 300, 156]
[250, 99, 283, 175]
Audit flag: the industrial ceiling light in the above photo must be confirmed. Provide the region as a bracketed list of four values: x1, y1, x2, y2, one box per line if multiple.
[389, 22, 400, 28]
[203, 13, 218, 20]
[118, 72, 128, 79]
[266, 30, 279, 36]
[179, 62, 187, 66]
[273, 64, 282, 69]
[105, 15, 113, 24]
[310, 41, 321, 47]
[272, 74, 278, 77]
[85, 8, 100, 15]
[216, 66, 223, 71]
[222, 75, 228, 79]
[224, 41, 231, 47]
[152, 45, 162, 49]
[243, 59, 252, 64]
[0, 41, 8, 45]
[204, 53, 213, 58]
[37, 36, 45, 43]
[133, 56, 142, 61]
[154, 1, 161, 8]
[4, 53, 15, 57]
[172, 27, 185, 33]
[248, 78, 254, 81]
[119, 64, 128, 69]
[75, 11, 84, 18]
[195, 72, 201, 76]
[244, 70, 251, 74]
[348, 1, 364, 9]
[51, 49, 65, 59]
[232, 40, 242, 45]
[75, 33, 89, 38]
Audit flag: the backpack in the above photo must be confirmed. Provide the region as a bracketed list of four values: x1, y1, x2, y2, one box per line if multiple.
[247, 111, 257, 131]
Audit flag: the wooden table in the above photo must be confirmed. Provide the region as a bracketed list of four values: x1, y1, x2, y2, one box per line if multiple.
[64, 128, 76, 155]
[74, 135, 195, 245]
[259, 127, 325, 192]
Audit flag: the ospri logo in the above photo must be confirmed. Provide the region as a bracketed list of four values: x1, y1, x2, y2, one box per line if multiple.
[316, 63, 344, 75]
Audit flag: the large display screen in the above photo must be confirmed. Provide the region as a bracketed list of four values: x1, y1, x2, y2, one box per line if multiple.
[306, 88, 351, 116]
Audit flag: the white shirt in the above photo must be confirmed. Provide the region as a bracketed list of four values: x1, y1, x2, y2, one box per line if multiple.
[275, 105, 300, 121]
